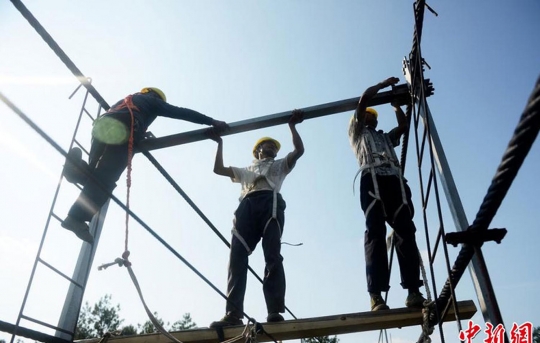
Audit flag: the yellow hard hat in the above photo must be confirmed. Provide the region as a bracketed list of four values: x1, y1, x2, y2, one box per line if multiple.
[366, 107, 378, 118]
[141, 87, 166, 102]
[253, 137, 281, 158]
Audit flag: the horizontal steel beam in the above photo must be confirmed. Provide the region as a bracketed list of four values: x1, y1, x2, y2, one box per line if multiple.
[138, 84, 411, 151]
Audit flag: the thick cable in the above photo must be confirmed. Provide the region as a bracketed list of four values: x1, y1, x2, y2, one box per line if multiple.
[436, 75, 540, 314]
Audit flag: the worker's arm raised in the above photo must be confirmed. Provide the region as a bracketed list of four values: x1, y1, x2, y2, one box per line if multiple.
[286, 109, 305, 169]
[206, 129, 234, 178]
[391, 100, 408, 139]
[355, 77, 399, 123]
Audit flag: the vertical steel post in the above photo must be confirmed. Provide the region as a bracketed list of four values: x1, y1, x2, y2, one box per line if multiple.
[55, 202, 109, 340]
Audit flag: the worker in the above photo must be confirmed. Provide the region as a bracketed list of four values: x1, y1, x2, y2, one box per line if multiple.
[348, 77, 425, 311]
[62, 87, 228, 243]
[207, 109, 305, 327]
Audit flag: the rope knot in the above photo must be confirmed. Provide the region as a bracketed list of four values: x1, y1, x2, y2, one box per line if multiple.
[97, 257, 125, 271]
[122, 250, 132, 267]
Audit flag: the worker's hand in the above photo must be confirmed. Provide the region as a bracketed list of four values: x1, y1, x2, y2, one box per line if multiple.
[211, 119, 229, 133]
[381, 77, 399, 88]
[390, 98, 401, 108]
[289, 109, 304, 126]
[205, 128, 223, 143]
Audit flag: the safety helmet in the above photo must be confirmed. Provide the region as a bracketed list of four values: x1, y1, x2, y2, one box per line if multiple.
[365, 107, 378, 118]
[141, 87, 166, 102]
[252, 137, 281, 158]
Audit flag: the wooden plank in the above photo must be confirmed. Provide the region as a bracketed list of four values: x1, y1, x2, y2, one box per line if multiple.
[76, 300, 476, 343]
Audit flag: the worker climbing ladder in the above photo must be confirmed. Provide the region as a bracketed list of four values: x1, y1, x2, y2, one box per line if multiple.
[9, 82, 110, 343]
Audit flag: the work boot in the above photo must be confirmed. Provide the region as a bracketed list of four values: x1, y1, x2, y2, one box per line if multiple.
[266, 313, 284, 323]
[209, 314, 243, 328]
[370, 294, 390, 311]
[405, 291, 426, 309]
[62, 216, 94, 244]
[63, 147, 88, 185]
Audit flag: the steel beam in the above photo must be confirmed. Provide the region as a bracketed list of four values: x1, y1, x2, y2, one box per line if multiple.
[138, 84, 411, 151]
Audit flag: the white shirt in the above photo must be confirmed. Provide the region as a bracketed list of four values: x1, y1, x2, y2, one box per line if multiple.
[349, 124, 401, 177]
[231, 157, 291, 200]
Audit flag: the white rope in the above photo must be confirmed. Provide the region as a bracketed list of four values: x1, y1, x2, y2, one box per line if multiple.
[98, 258, 183, 343]
[220, 322, 252, 343]
[125, 265, 184, 343]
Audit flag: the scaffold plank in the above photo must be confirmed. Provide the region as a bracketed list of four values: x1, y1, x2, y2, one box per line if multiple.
[75, 300, 476, 343]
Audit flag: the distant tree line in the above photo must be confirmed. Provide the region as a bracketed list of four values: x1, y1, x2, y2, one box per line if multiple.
[75, 294, 196, 339]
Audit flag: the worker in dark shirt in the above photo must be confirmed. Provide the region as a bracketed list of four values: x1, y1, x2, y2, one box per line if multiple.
[349, 77, 425, 311]
[62, 87, 228, 243]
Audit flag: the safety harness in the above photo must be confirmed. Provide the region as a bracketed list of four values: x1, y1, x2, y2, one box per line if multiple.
[98, 96, 183, 342]
[354, 127, 409, 223]
[232, 160, 282, 255]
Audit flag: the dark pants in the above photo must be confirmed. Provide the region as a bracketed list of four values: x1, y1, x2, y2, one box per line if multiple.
[360, 174, 422, 293]
[226, 190, 286, 318]
[68, 114, 136, 222]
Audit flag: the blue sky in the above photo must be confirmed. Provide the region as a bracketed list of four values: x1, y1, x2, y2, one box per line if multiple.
[1, 1, 539, 343]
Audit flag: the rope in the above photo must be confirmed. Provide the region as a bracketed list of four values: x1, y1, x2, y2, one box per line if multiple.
[418, 251, 434, 343]
[98, 257, 183, 343]
[219, 322, 251, 343]
[215, 320, 277, 343]
[97, 332, 112, 343]
[122, 95, 137, 260]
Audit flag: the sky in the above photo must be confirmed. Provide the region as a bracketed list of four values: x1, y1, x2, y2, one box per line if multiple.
[1, 1, 539, 343]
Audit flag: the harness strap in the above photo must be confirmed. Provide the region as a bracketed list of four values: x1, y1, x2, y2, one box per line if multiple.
[390, 171, 410, 223]
[369, 167, 387, 217]
[364, 197, 378, 219]
[233, 190, 283, 254]
[232, 227, 252, 255]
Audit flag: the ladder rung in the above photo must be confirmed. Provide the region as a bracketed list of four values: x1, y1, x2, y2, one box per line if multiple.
[51, 212, 62, 223]
[20, 314, 74, 336]
[83, 107, 95, 121]
[432, 227, 444, 262]
[38, 258, 84, 289]
[423, 169, 433, 210]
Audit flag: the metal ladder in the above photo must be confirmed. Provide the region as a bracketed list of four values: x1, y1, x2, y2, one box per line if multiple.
[11, 81, 109, 343]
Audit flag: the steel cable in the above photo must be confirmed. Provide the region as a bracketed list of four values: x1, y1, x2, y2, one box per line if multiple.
[436, 75, 540, 316]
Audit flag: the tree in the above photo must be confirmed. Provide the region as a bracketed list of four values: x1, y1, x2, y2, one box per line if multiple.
[171, 313, 197, 331]
[301, 336, 339, 343]
[120, 324, 138, 336]
[75, 294, 123, 339]
[76, 295, 197, 338]
[138, 312, 166, 334]
[533, 326, 540, 343]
